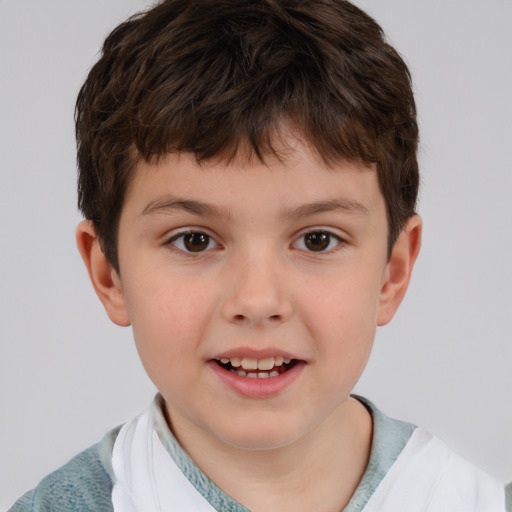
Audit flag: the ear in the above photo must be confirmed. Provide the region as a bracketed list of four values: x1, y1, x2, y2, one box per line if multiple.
[377, 215, 422, 326]
[76, 220, 131, 327]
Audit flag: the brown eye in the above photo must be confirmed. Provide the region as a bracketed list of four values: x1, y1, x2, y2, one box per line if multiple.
[169, 231, 217, 253]
[183, 233, 210, 252]
[293, 230, 342, 252]
[304, 232, 331, 251]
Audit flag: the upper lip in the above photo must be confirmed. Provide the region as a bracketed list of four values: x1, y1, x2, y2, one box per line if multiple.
[211, 347, 301, 361]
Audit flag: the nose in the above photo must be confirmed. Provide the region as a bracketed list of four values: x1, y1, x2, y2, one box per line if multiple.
[220, 251, 293, 327]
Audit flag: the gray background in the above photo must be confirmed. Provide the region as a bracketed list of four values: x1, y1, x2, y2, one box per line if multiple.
[1, 0, 511, 508]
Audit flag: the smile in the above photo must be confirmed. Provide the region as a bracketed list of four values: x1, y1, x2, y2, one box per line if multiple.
[215, 356, 298, 379]
[209, 354, 305, 398]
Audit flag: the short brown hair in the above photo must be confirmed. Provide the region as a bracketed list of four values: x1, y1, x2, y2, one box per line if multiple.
[76, 0, 419, 272]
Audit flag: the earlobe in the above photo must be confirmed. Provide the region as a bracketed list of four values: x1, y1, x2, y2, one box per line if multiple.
[377, 215, 422, 326]
[76, 220, 131, 327]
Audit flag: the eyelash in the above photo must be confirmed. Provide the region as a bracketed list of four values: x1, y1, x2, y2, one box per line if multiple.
[166, 229, 345, 254]
[292, 230, 345, 253]
[167, 230, 220, 254]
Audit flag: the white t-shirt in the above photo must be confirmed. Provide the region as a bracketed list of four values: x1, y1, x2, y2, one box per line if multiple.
[110, 394, 507, 512]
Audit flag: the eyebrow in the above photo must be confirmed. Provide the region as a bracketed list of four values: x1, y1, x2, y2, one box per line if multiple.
[284, 199, 369, 218]
[141, 198, 232, 219]
[141, 197, 368, 220]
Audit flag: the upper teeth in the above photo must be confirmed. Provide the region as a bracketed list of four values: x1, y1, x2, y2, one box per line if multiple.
[219, 356, 292, 370]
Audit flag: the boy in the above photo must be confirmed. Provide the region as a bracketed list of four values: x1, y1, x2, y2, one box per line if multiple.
[9, 0, 510, 510]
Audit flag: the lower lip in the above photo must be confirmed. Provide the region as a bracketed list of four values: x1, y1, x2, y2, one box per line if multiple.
[208, 361, 305, 399]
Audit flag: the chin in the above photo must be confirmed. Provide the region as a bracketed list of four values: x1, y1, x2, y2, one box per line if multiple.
[212, 418, 308, 452]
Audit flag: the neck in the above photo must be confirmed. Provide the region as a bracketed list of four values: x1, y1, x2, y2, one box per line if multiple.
[168, 398, 373, 512]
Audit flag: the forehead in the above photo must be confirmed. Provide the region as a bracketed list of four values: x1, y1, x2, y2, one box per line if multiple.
[124, 142, 382, 219]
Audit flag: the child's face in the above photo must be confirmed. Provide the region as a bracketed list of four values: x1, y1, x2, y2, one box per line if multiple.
[97, 139, 414, 451]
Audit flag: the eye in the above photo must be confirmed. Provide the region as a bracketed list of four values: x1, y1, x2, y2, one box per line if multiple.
[293, 230, 343, 252]
[168, 231, 219, 253]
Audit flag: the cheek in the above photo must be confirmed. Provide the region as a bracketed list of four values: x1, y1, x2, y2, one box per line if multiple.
[299, 268, 383, 334]
[296, 268, 382, 378]
[125, 276, 218, 370]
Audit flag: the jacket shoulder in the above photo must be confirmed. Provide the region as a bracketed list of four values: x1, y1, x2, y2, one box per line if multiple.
[8, 428, 120, 512]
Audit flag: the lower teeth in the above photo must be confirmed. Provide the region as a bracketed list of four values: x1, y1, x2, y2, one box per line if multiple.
[231, 369, 280, 378]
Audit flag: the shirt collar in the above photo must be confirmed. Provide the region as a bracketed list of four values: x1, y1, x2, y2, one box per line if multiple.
[150, 393, 415, 512]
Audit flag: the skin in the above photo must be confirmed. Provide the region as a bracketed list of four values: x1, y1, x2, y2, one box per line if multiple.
[77, 137, 421, 512]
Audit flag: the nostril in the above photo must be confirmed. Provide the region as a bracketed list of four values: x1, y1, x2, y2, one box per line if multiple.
[269, 315, 282, 321]
[234, 314, 246, 321]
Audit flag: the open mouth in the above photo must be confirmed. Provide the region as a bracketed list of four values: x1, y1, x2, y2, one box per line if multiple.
[214, 356, 299, 379]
